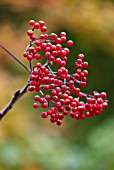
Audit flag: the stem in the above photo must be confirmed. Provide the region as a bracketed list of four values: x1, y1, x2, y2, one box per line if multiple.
[68, 63, 76, 71]
[0, 82, 29, 120]
[0, 44, 31, 73]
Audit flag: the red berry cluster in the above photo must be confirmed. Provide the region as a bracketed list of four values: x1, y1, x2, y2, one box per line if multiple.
[23, 20, 108, 126]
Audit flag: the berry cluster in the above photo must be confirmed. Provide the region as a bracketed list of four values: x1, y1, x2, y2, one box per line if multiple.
[23, 20, 108, 126]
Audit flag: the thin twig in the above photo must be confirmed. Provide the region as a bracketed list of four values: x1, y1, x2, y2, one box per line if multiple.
[0, 83, 29, 120]
[68, 62, 76, 71]
[0, 44, 31, 73]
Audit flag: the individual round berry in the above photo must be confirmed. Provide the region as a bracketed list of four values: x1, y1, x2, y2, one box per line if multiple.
[50, 33, 58, 40]
[80, 81, 86, 87]
[41, 26, 47, 32]
[33, 103, 39, 108]
[35, 62, 42, 68]
[61, 36, 66, 42]
[77, 59, 82, 64]
[52, 96, 58, 102]
[60, 32, 66, 37]
[59, 114, 64, 120]
[44, 85, 49, 90]
[45, 95, 51, 101]
[42, 102, 48, 108]
[44, 34, 48, 39]
[70, 111, 76, 118]
[34, 22, 40, 29]
[56, 102, 62, 108]
[35, 40, 42, 46]
[94, 92, 100, 99]
[27, 55, 33, 60]
[83, 70, 88, 76]
[29, 20, 35, 26]
[27, 30, 34, 36]
[34, 54, 41, 60]
[100, 92, 107, 98]
[28, 47, 35, 53]
[38, 21, 44, 27]
[56, 44, 62, 50]
[56, 38, 61, 44]
[30, 35, 36, 41]
[28, 86, 34, 92]
[34, 95, 40, 101]
[67, 40, 73, 46]
[41, 112, 48, 118]
[97, 98, 103, 104]
[23, 52, 28, 57]
[78, 54, 84, 59]
[63, 110, 68, 115]
[102, 102, 108, 108]
[56, 120, 62, 126]
[83, 62, 88, 68]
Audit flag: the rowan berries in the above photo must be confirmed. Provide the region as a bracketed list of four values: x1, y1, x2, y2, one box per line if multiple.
[24, 20, 108, 126]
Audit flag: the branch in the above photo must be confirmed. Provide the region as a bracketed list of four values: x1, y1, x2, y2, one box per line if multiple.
[0, 44, 31, 73]
[0, 83, 29, 120]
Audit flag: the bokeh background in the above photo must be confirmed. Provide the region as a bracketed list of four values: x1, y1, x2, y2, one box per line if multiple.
[0, 0, 114, 170]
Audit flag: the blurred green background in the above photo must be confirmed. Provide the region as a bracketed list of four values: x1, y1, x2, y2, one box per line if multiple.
[0, 0, 114, 170]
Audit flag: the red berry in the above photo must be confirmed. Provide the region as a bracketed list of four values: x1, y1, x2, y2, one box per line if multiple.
[28, 47, 35, 53]
[67, 40, 73, 46]
[35, 40, 42, 46]
[60, 32, 66, 37]
[102, 102, 108, 108]
[59, 114, 64, 120]
[44, 85, 49, 90]
[52, 96, 58, 102]
[70, 111, 76, 118]
[41, 112, 48, 118]
[39, 21, 45, 27]
[56, 44, 62, 50]
[97, 98, 103, 104]
[35, 62, 42, 68]
[28, 86, 34, 92]
[23, 52, 28, 57]
[83, 70, 88, 76]
[80, 81, 86, 87]
[50, 33, 58, 40]
[83, 62, 88, 68]
[34, 95, 40, 101]
[34, 22, 40, 29]
[56, 38, 61, 44]
[56, 120, 62, 126]
[27, 55, 33, 60]
[100, 92, 107, 98]
[45, 95, 51, 101]
[34, 54, 41, 60]
[77, 59, 82, 64]
[30, 35, 36, 41]
[42, 102, 48, 108]
[27, 30, 34, 36]
[29, 20, 35, 26]
[61, 36, 66, 42]
[41, 26, 47, 32]
[78, 54, 84, 59]
[33, 103, 39, 108]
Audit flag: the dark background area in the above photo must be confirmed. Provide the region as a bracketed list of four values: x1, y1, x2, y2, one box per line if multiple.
[0, 0, 114, 170]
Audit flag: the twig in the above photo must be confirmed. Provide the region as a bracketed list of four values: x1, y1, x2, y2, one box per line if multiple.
[0, 83, 29, 120]
[68, 62, 76, 71]
[0, 44, 31, 73]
